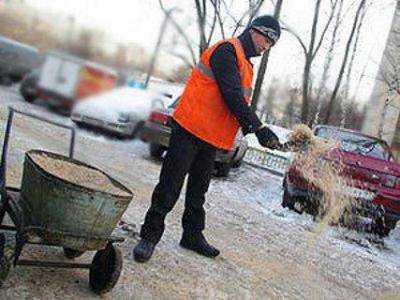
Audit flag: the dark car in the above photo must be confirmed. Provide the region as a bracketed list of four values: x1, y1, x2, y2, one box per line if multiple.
[19, 69, 39, 103]
[140, 97, 249, 177]
[282, 125, 400, 236]
[0, 36, 41, 85]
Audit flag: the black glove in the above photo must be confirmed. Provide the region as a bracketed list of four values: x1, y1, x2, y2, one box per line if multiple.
[255, 126, 280, 150]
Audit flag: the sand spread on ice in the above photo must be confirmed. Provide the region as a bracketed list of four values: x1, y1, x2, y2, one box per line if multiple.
[288, 124, 355, 230]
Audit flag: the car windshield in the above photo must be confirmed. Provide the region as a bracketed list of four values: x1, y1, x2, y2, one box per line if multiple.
[314, 127, 392, 161]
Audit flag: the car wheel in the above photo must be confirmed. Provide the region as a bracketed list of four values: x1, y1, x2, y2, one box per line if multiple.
[149, 143, 165, 159]
[20, 87, 36, 103]
[214, 162, 231, 177]
[232, 159, 242, 168]
[131, 121, 145, 139]
[0, 76, 12, 86]
[281, 180, 307, 214]
[372, 216, 396, 237]
[53, 106, 71, 116]
[282, 185, 295, 210]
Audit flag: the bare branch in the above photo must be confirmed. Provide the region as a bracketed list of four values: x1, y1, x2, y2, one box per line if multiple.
[231, 0, 266, 36]
[246, 0, 266, 27]
[195, 0, 207, 54]
[311, 0, 340, 60]
[207, 1, 218, 44]
[221, 0, 240, 26]
[324, 0, 367, 123]
[167, 50, 194, 68]
[308, 0, 322, 60]
[281, 24, 308, 56]
[209, 0, 225, 40]
[212, 0, 226, 39]
[231, 12, 250, 36]
[158, 0, 197, 65]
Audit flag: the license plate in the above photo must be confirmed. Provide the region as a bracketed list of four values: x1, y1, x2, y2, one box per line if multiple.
[344, 186, 375, 201]
[83, 116, 103, 127]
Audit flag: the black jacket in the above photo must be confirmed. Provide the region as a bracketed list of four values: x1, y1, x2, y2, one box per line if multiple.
[209, 29, 262, 135]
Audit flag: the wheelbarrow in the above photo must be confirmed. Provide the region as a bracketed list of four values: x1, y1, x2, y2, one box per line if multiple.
[0, 107, 134, 294]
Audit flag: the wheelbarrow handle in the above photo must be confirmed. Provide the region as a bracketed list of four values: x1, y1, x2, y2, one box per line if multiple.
[0, 107, 76, 195]
[0, 109, 14, 197]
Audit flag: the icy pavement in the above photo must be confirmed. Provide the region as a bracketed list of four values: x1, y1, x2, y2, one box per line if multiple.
[0, 86, 400, 299]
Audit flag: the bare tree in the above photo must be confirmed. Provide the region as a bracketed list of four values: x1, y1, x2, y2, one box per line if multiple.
[312, 0, 344, 126]
[251, 0, 283, 111]
[324, 0, 367, 124]
[159, 0, 197, 67]
[340, 0, 368, 127]
[159, 0, 267, 67]
[282, 87, 300, 128]
[283, 0, 340, 124]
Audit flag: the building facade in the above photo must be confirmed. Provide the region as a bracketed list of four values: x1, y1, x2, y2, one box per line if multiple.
[363, 1, 400, 160]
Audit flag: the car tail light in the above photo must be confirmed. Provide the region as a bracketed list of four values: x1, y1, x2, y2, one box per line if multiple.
[149, 111, 169, 125]
[288, 167, 310, 190]
[373, 194, 400, 212]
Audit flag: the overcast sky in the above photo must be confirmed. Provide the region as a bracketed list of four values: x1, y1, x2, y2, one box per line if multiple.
[24, 0, 397, 104]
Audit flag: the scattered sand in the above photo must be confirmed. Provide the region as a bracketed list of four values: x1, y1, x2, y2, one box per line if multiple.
[288, 124, 354, 231]
[29, 152, 131, 197]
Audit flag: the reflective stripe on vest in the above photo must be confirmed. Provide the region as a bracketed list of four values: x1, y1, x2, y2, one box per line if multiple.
[197, 62, 215, 79]
[196, 62, 252, 98]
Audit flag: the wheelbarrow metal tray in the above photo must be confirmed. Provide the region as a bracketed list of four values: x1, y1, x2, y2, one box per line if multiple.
[19, 150, 133, 251]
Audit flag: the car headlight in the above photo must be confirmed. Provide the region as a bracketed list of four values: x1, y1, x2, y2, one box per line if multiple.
[118, 113, 130, 123]
[344, 186, 376, 201]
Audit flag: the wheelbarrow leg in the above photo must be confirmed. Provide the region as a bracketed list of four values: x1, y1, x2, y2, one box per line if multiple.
[0, 206, 5, 225]
[0, 190, 10, 226]
[13, 232, 27, 267]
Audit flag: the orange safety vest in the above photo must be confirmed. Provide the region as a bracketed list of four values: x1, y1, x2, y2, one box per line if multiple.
[173, 38, 254, 150]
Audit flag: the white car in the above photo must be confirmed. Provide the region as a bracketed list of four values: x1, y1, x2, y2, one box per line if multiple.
[71, 87, 175, 138]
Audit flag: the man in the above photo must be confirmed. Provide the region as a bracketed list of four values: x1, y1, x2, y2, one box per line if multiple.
[133, 15, 282, 262]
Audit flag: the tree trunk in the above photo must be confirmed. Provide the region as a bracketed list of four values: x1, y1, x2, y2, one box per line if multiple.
[324, 0, 366, 124]
[251, 0, 283, 111]
[301, 58, 312, 123]
[312, 0, 344, 126]
[195, 0, 208, 55]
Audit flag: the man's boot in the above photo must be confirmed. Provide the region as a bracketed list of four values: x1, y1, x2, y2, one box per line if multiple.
[179, 232, 220, 258]
[133, 239, 156, 263]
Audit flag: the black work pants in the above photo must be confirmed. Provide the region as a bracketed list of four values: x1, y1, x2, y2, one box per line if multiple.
[140, 120, 217, 244]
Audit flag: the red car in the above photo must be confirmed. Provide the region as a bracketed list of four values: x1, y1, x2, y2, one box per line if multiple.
[282, 125, 400, 236]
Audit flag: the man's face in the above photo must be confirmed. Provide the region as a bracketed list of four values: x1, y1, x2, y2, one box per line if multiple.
[250, 29, 273, 55]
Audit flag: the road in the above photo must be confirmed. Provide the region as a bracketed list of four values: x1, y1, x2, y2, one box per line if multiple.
[0, 86, 399, 299]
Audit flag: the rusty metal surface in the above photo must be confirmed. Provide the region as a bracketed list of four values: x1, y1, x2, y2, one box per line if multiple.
[17, 259, 92, 269]
[19, 150, 133, 251]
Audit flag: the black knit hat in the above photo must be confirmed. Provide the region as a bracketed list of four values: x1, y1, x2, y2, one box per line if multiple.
[250, 15, 281, 45]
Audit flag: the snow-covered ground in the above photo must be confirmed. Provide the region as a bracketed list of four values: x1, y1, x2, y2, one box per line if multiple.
[1, 85, 400, 299]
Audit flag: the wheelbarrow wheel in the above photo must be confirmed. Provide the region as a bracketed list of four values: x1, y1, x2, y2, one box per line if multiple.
[63, 247, 85, 259]
[89, 243, 123, 294]
[0, 233, 11, 287]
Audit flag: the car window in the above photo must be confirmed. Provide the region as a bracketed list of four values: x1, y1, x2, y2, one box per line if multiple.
[314, 127, 392, 160]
